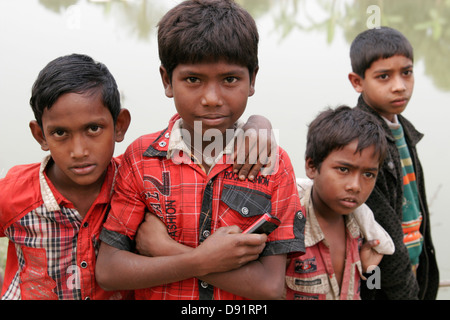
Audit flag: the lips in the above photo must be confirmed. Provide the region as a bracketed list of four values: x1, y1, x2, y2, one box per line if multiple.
[391, 97, 408, 107]
[200, 114, 227, 120]
[340, 197, 359, 209]
[199, 114, 228, 126]
[70, 163, 96, 175]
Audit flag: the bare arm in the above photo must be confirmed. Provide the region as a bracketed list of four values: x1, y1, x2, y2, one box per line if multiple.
[135, 213, 286, 299]
[201, 254, 287, 300]
[96, 222, 267, 291]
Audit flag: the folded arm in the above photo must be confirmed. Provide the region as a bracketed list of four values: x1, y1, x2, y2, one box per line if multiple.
[95, 222, 267, 292]
[135, 213, 286, 299]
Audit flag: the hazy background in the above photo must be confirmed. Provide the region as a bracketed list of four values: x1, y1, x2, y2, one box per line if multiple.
[1, 0, 449, 299]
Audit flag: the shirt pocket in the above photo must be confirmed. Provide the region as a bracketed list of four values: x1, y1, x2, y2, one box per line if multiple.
[221, 184, 272, 218]
[285, 256, 329, 300]
[285, 273, 330, 295]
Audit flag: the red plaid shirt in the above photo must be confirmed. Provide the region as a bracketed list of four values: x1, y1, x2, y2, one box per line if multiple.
[0, 156, 128, 300]
[101, 115, 305, 300]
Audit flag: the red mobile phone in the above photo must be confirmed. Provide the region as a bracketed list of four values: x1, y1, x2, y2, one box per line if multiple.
[243, 213, 281, 235]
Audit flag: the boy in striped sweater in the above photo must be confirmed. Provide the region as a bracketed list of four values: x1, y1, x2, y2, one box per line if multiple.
[348, 26, 439, 300]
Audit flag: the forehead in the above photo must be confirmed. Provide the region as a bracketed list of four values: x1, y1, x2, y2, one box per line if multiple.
[368, 54, 413, 72]
[325, 141, 380, 167]
[41, 92, 111, 127]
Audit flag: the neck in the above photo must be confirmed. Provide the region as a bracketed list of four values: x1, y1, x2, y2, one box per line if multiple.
[311, 188, 343, 226]
[185, 129, 235, 163]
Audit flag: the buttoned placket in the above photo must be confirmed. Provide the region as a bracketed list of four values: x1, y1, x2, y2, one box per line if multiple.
[198, 179, 215, 300]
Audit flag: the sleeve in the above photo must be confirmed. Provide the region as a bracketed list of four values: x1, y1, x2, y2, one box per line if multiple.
[261, 148, 306, 257]
[100, 142, 148, 251]
[353, 203, 395, 255]
[361, 184, 420, 300]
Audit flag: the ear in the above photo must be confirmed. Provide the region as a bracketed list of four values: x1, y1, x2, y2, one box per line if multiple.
[29, 120, 49, 151]
[114, 108, 131, 143]
[304, 157, 318, 180]
[159, 65, 173, 98]
[248, 66, 259, 97]
[348, 72, 364, 93]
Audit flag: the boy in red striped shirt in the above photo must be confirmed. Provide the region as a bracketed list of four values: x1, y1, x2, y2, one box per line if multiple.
[96, 0, 305, 300]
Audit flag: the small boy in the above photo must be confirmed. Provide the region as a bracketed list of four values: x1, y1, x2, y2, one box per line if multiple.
[285, 106, 392, 300]
[95, 0, 305, 300]
[0, 53, 131, 300]
[348, 26, 439, 299]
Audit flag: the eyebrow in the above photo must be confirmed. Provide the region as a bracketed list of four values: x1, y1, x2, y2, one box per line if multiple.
[374, 64, 413, 74]
[178, 68, 247, 77]
[45, 118, 108, 131]
[336, 161, 379, 172]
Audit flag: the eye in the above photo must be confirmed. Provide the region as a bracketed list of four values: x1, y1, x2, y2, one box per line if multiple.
[186, 77, 200, 84]
[87, 125, 102, 135]
[224, 76, 238, 84]
[337, 167, 349, 173]
[377, 74, 389, 80]
[403, 69, 413, 76]
[363, 172, 376, 179]
[51, 129, 67, 138]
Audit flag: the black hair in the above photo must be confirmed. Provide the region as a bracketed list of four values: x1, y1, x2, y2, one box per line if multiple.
[30, 53, 121, 128]
[350, 27, 414, 78]
[157, 0, 259, 80]
[305, 105, 387, 171]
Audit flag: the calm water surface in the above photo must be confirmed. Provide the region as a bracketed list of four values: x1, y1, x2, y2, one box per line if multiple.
[0, 0, 449, 299]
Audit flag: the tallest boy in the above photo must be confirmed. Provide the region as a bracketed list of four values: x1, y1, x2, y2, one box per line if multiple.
[96, 0, 305, 300]
[348, 27, 439, 299]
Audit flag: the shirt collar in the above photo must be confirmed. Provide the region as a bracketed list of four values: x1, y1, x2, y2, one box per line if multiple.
[167, 118, 244, 166]
[39, 155, 118, 213]
[383, 114, 401, 130]
[145, 114, 244, 173]
[40, 155, 60, 212]
[301, 183, 361, 248]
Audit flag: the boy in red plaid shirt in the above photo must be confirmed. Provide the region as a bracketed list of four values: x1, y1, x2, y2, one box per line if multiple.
[0, 54, 132, 300]
[96, 0, 305, 300]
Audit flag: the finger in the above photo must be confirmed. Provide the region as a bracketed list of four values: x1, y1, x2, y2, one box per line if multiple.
[232, 128, 246, 172]
[247, 160, 263, 181]
[237, 163, 252, 180]
[217, 225, 243, 235]
[234, 129, 258, 171]
[259, 139, 277, 177]
[238, 233, 268, 246]
[362, 239, 380, 250]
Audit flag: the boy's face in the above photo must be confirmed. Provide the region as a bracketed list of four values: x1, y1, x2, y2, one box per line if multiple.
[30, 92, 129, 190]
[161, 60, 257, 140]
[306, 140, 379, 218]
[349, 55, 414, 122]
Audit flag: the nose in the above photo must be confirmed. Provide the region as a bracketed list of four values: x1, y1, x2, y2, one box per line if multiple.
[392, 75, 406, 92]
[70, 134, 89, 159]
[201, 83, 223, 107]
[345, 174, 361, 193]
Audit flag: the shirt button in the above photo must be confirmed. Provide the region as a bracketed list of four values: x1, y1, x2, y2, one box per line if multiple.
[165, 132, 170, 138]
[241, 207, 249, 215]
[201, 281, 209, 289]
[296, 211, 304, 220]
[159, 141, 167, 147]
[202, 230, 211, 238]
[80, 261, 88, 268]
[83, 222, 89, 228]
